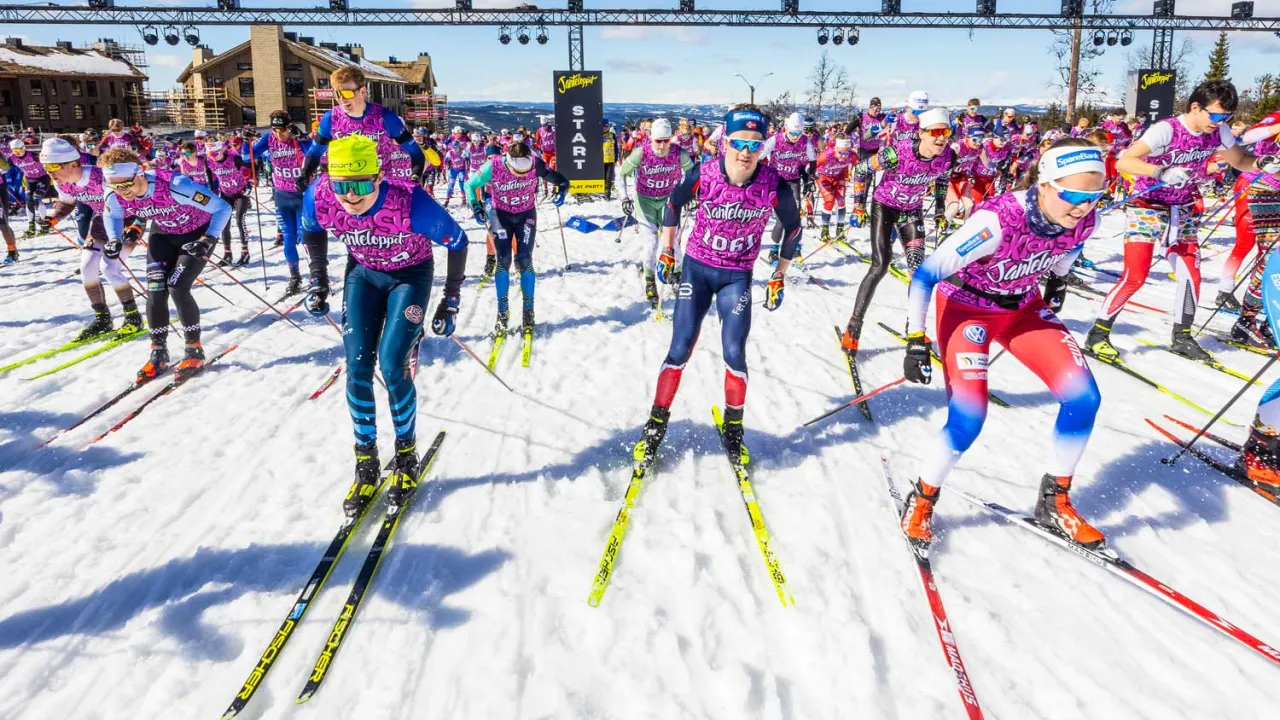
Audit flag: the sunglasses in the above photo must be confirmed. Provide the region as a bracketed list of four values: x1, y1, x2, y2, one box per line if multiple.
[924, 127, 952, 138]
[1206, 110, 1233, 123]
[1048, 179, 1104, 206]
[331, 178, 377, 196]
[909, 108, 925, 116]
[107, 177, 137, 190]
[41, 161, 67, 171]
[652, 138, 672, 144]
[335, 87, 362, 100]
[182, 151, 195, 156]
[726, 138, 765, 153]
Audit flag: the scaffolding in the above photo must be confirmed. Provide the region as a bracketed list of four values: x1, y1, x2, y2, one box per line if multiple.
[127, 87, 230, 132]
[91, 38, 151, 127]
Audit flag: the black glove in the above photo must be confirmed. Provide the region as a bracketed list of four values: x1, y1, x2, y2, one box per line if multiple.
[431, 295, 460, 336]
[303, 278, 330, 317]
[802, 176, 816, 197]
[181, 234, 216, 259]
[904, 331, 933, 385]
[1043, 274, 1068, 313]
[103, 238, 123, 260]
[294, 175, 308, 194]
[621, 198, 635, 217]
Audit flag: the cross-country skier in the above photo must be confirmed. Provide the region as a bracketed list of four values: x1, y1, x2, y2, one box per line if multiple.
[944, 126, 992, 226]
[98, 118, 141, 154]
[618, 118, 694, 309]
[299, 134, 469, 514]
[1236, 243, 1280, 498]
[631, 104, 803, 466]
[899, 139, 1108, 553]
[441, 139, 469, 207]
[100, 147, 232, 383]
[853, 97, 886, 221]
[1220, 113, 1280, 346]
[814, 135, 854, 242]
[244, 110, 313, 294]
[1, 138, 57, 237]
[204, 140, 253, 267]
[762, 112, 816, 263]
[175, 141, 211, 187]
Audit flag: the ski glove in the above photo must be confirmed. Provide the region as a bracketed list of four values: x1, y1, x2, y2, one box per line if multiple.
[933, 214, 948, 233]
[1043, 274, 1069, 313]
[122, 221, 144, 245]
[849, 207, 869, 229]
[764, 271, 785, 311]
[471, 202, 487, 225]
[904, 331, 933, 385]
[103, 238, 123, 260]
[621, 197, 635, 217]
[553, 188, 567, 207]
[1259, 154, 1280, 175]
[181, 235, 216, 259]
[1153, 165, 1191, 188]
[303, 278, 330, 317]
[431, 295, 460, 336]
[657, 247, 678, 285]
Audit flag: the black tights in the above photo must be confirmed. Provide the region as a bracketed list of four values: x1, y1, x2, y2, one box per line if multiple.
[220, 194, 251, 252]
[146, 227, 209, 347]
[847, 200, 925, 333]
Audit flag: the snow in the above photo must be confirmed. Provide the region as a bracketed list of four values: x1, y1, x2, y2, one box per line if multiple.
[0, 180, 1278, 720]
[0, 47, 139, 77]
[305, 46, 405, 83]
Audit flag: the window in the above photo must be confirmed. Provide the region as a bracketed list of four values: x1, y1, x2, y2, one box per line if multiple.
[237, 62, 252, 71]
[47, 104, 60, 120]
[29, 79, 42, 97]
[87, 80, 98, 98]
[71, 80, 83, 96]
[317, 77, 330, 89]
[28, 104, 45, 120]
[0, 90, 11, 107]
[109, 104, 118, 118]
[288, 106, 307, 122]
[238, 77, 254, 97]
[209, 76, 224, 89]
[89, 104, 97, 118]
[49, 81, 58, 97]
[284, 63, 303, 72]
[109, 81, 116, 98]
[242, 107, 256, 125]
[285, 77, 304, 98]
[74, 104, 85, 120]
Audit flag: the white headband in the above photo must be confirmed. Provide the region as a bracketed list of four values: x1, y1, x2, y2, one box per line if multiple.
[104, 162, 140, 178]
[1037, 146, 1105, 183]
[834, 138, 853, 150]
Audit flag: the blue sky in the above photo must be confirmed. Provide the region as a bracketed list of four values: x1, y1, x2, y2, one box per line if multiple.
[9, 0, 1280, 107]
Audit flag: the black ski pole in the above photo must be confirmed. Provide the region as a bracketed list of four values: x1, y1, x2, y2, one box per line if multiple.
[250, 146, 269, 292]
[1193, 241, 1276, 337]
[1162, 354, 1278, 466]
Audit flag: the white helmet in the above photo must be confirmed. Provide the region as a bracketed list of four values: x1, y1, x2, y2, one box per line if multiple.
[918, 108, 950, 130]
[8, 138, 24, 151]
[650, 118, 673, 139]
[784, 112, 803, 134]
[453, 125, 463, 133]
[40, 137, 80, 164]
[907, 90, 930, 111]
[470, 132, 482, 141]
[194, 129, 208, 138]
[500, 128, 510, 135]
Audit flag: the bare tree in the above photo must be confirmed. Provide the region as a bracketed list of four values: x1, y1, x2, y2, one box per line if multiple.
[1050, 0, 1116, 118]
[1123, 36, 1196, 106]
[806, 50, 843, 121]
[761, 90, 797, 123]
[833, 80, 859, 123]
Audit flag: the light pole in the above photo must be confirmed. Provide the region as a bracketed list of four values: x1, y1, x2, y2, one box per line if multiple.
[734, 72, 773, 104]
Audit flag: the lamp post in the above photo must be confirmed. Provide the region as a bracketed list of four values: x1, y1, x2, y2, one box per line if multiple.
[734, 72, 773, 104]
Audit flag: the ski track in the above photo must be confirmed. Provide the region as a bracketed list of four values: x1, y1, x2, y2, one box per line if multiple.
[0, 187, 1276, 720]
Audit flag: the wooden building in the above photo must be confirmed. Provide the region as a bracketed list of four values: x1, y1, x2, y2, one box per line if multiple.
[0, 37, 148, 132]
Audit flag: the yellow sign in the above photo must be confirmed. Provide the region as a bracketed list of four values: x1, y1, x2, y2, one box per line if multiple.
[1141, 71, 1174, 90]
[570, 179, 605, 194]
[557, 73, 600, 95]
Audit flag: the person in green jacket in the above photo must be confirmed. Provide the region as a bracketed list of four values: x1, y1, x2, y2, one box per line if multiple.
[617, 118, 694, 308]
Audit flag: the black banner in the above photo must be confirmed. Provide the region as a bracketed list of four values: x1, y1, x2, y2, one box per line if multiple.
[1135, 68, 1177, 124]
[553, 70, 605, 194]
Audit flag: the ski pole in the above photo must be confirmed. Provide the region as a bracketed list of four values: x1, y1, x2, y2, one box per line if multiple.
[451, 335, 514, 393]
[1161, 353, 1278, 466]
[205, 258, 305, 332]
[250, 145, 269, 292]
[50, 227, 153, 299]
[1099, 180, 1167, 215]
[1147, 175, 1262, 273]
[555, 204, 570, 269]
[802, 376, 906, 427]
[1193, 240, 1276, 337]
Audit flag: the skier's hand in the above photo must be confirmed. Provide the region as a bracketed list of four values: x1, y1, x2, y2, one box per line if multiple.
[764, 270, 785, 311]
[431, 294, 460, 336]
[470, 202, 487, 225]
[621, 197, 635, 217]
[1259, 154, 1280, 175]
[553, 188, 567, 207]
[849, 207, 868, 228]
[1043, 274, 1068, 313]
[657, 247, 678, 285]
[303, 278, 330, 317]
[181, 235, 215, 259]
[933, 214, 948, 233]
[103, 238, 123, 260]
[1153, 165, 1191, 188]
[904, 331, 933, 385]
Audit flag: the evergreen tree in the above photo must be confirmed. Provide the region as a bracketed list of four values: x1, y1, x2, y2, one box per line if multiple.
[1202, 31, 1231, 85]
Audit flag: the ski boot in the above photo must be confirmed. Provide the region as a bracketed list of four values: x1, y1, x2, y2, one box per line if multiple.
[272, 233, 284, 248]
[1170, 323, 1212, 362]
[1231, 314, 1275, 349]
[343, 443, 382, 518]
[1061, 271, 1085, 287]
[767, 244, 780, 264]
[834, 225, 848, 244]
[174, 343, 206, 381]
[1215, 291, 1242, 313]
[841, 318, 863, 356]
[217, 250, 233, 267]
[136, 345, 170, 385]
[23, 219, 37, 239]
[632, 404, 671, 467]
[1084, 319, 1119, 362]
[386, 437, 421, 508]
[1238, 424, 1280, 500]
[483, 252, 497, 279]
[819, 225, 831, 244]
[283, 271, 303, 297]
[1034, 474, 1106, 549]
[644, 271, 659, 309]
[3, 249, 16, 265]
[494, 309, 510, 338]
[899, 479, 940, 557]
[118, 303, 145, 337]
[236, 247, 251, 267]
[720, 405, 750, 467]
[522, 307, 535, 332]
[75, 303, 114, 342]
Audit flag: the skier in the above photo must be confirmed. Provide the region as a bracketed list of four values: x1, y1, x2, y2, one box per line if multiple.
[618, 118, 694, 309]
[244, 110, 313, 294]
[301, 65, 426, 192]
[0, 151, 15, 263]
[1223, 111, 1280, 346]
[1086, 80, 1275, 362]
[536, 119, 557, 168]
[299, 134, 469, 513]
[1236, 243, 1280, 497]
[842, 107, 954, 355]
[40, 137, 145, 341]
[853, 97, 886, 220]
[99, 147, 232, 383]
[1, 138, 57, 237]
[890, 90, 929, 144]
[98, 118, 141, 153]
[761, 112, 816, 261]
[954, 99, 986, 136]
[204, 140, 253, 267]
[631, 105, 803, 466]
[814, 135, 854, 243]
[944, 126, 991, 226]
[464, 136, 569, 339]
[899, 139, 1108, 553]
[602, 120, 619, 200]
[175, 141, 211, 187]
[441, 139, 469, 207]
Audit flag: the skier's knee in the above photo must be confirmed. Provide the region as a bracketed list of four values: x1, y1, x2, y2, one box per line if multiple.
[942, 404, 987, 453]
[1058, 376, 1101, 434]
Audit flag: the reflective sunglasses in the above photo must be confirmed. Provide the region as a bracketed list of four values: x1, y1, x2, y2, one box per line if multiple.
[652, 137, 672, 144]
[1048, 179, 1104, 206]
[1206, 110, 1234, 123]
[182, 151, 195, 157]
[924, 127, 952, 138]
[909, 107, 925, 116]
[726, 138, 765, 153]
[41, 161, 67, 171]
[331, 178, 377, 196]
[106, 177, 137, 190]
[335, 87, 362, 100]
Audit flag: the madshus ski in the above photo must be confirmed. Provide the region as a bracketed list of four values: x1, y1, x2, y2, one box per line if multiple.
[952, 488, 1280, 668]
[834, 326, 873, 422]
[1146, 416, 1280, 507]
[879, 457, 985, 720]
[296, 430, 447, 703]
[220, 462, 394, 720]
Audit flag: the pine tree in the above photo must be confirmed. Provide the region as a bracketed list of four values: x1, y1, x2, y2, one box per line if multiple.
[1202, 31, 1231, 85]
[1255, 74, 1280, 121]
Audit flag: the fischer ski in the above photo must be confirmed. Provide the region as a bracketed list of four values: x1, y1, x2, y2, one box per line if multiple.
[879, 456, 985, 719]
[1083, 348, 1241, 426]
[0, 332, 117, 375]
[711, 406, 794, 607]
[486, 328, 507, 371]
[587, 446, 658, 607]
[296, 430, 447, 703]
[953, 488, 1280, 667]
[834, 326, 873, 421]
[220, 462, 394, 719]
[1211, 334, 1274, 357]
[1136, 338, 1259, 385]
[521, 326, 533, 368]
[309, 365, 344, 401]
[877, 322, 1012, 409]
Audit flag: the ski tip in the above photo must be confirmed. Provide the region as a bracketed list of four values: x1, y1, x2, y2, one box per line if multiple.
[295, 691, 313, 705]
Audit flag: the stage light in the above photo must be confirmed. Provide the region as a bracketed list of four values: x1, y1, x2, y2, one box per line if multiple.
[1106, 30, 1118, 46]
[184, 25, 200, 46]
[847, 27, 859, 46]
[1092, 30, 1105, 47]
[817, 27, 828, 45]
[141, 25, 158, 45]
[163, 25, 180, 46]
[832, 28, 844, 45]
[1120, 29, 1134, 46]
[499, 25, 511, 44]
[518, 26, 530, 45]
[537, 25, 548, 44]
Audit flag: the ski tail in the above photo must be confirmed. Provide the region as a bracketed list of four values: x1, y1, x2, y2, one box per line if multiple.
[834, 325, 873, 422]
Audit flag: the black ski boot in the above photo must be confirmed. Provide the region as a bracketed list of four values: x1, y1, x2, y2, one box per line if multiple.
[284, 271, 303, 296]
[483, 252, 496, 278]
[1170, 323, 1212, 362]
[218, 250, 233, 267]
[343, 443, 382, 517]
[1085, 319, 1119, 362]
[632, 404, 671, 467]
[76, 304, 114, 342]
[522, 307, 535, 332]
[644, 271, 658, 309]
[236, 247, 251, 267]
[720, 405, 750, 466]
[3, 249, 17, 265]
[1231, 314, 1275, 349]
[386, 437, 421, 508]
[1216, 291, 1242, 313]
[119, 301, 145, 336]
[136, 345, 170, 385]
[494, 309, 509, 338]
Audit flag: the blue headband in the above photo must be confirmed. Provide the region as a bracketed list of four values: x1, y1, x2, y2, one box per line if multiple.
[723, 109, 767, 136]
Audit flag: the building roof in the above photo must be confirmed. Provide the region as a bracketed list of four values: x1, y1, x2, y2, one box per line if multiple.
[0, 44, 147, 79]
[175, 36, 407, 86]
[371, 55, 436, 91]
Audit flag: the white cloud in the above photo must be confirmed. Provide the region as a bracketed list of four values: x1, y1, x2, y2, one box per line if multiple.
[598, 27, 709, 45]
[152, 54, 186, 68]
[605, 59, 671, 75]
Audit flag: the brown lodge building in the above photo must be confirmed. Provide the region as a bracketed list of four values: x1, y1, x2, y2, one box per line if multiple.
[176, 24, 440, 129]
[0, 37, 148, 131]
